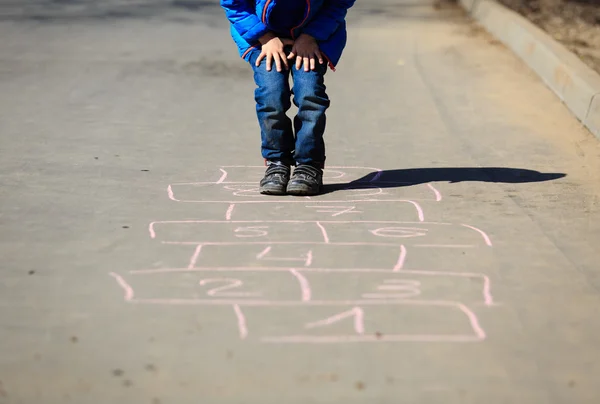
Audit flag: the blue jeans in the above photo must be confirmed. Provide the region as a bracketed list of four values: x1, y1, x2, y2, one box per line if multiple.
[248, 47, 330, 168]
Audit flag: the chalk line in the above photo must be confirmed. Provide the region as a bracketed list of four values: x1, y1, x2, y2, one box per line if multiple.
[167, 185, 179, 202]
[233, 304, 248, 339]
[427, 183, 442, 202]
[261, 334, 484, 343]
[187, 244, 203, 269]
[256, 246, 272, 259]
[457, 303, 486, 339]
[461, 224, 493, 247]
[305, 250, 313, 267]
[216, 169, 228, 184]
[305, 307, 365, 334]
[225, 203, 235, 220]
[109, 272, 134, 301]
[289, 269, 312, 302]
[393, 245, 407, 271]
[315, 222, 330, 243]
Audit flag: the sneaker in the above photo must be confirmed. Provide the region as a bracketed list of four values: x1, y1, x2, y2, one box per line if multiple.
[259, 161, 291, 195]
[286, 164, 323, 196]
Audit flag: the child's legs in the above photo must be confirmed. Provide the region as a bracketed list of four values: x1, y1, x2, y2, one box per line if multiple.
[248, 50, 295, 165]
[291, 62, 330, 168]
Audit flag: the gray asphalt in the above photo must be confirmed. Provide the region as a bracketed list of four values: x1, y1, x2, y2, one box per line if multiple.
[2, 1, 600, 403]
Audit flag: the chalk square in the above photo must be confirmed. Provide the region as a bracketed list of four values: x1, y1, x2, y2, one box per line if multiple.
[236, 303, 486, 343]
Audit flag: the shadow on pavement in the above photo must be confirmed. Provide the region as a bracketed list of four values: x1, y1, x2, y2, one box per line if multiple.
[322, 167, 566, 194]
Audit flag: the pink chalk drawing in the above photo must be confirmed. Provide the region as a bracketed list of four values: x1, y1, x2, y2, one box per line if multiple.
[342, 186, 386, 197]
[321, 170, 348, 180]
[110, 271, 489, 342]
[119, 267, 495, 306]
[370, 227, 428, 238]
[225, 204, 235, 220]
[234, 226, 269, 238]
[315, 221, 330, 243]
[305, 250, 314, 267]
[256, 246, 271, 259]
[306, 205, 361, 217]
[167, 185, 176, 201]
[370, 170, 383, 182]
[124, 163, 497, 345]
[461, 224, 493, 247]
[217, 169, 228, 184]
[361, 279, 421, 300]
[223, 185, 262, 197]
[255, 246, 313, 267]
[408, 201, 425, 222]
[187, 244, 203, 269]
[233, 304, 248, 340]
[289, 269, 312, 302]
[148, 221, 492, 247]
[427, 183, 442, 202]
[305, 307, 365, 335]
[393, 245, 407, 271]
[167, 166, 442, 203]
[248, 301, 487, 344]
[199, 278, 261, 298]
[110, 272, 134, 301]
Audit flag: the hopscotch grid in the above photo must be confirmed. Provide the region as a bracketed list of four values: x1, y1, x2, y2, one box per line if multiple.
[126, 166, 495, 343]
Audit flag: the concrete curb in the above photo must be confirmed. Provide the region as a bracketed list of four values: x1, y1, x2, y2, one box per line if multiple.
[458, 0, 600, 139]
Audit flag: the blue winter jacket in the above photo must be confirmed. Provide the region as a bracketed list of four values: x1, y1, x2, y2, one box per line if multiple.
[220, 0, 356, 71]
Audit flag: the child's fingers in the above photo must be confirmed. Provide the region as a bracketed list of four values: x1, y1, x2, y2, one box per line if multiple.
[287, 51, 295, 60]
[256, 51, 266, 67]
[279, 52, 289, 69]
[315, 50, 324, 65]
[274, 53, 283, 72]
[296, 55, 303, 70]
[303, 56, 310, 72]
[310, 57, 316, 71]
[266, 53, 273, 71]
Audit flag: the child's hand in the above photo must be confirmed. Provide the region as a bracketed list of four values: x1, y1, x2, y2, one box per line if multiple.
[256, 33, 294, 72]
[287, 34, 324, 72]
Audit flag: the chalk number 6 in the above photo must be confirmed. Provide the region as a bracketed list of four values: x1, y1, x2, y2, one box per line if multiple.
[234, 226, 269, 238]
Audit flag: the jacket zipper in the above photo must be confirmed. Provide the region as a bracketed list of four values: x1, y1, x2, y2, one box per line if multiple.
[262, 0, 273, 24]
[259, 0, 335, 71]
[290, 0, 311, 39]
[321, 52, 336, 72]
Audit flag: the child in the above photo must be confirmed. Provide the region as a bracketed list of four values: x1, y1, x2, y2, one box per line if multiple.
[221, 0, 355, 196]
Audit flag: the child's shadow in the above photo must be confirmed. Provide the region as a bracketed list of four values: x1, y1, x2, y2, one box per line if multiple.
[322, 167, 566, 194]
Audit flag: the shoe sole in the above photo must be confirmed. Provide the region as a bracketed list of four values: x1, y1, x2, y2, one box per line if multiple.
[260, 185, 287, 195]
[286, 184, 322, 196]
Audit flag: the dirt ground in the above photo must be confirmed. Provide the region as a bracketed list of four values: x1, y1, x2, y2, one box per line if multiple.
[497, 0, 600, 74]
